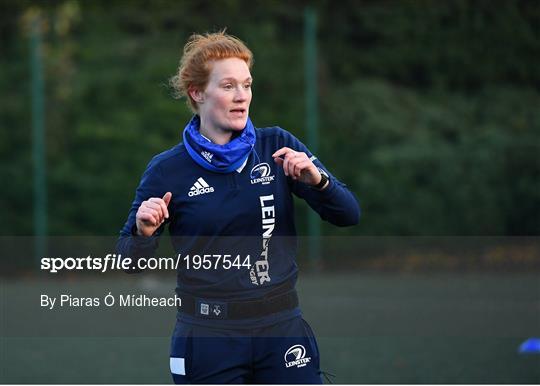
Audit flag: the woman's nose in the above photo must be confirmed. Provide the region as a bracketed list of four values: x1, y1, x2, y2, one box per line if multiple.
[234, 87, 249, 101]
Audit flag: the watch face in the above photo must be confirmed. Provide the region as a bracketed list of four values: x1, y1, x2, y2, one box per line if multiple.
[317, 167, 329, 178]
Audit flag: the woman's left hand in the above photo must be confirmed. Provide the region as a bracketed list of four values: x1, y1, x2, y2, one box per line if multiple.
[272, 147, 323, 187]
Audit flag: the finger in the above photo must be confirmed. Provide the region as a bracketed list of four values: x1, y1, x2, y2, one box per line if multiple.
[143, 201, 165, 223]
[161, 192, 172, 219]
[272, 147, 294, 158]
[282, 150, 298, 177]
[290, 153, 310, 177]
[285, 152, 301, 177]
[148, 198, 168, 219]
[138, 211, 158, 226]
[145, 200, 163, 212]
[282, 154, 290, 176]
[293, 160, 313, 178]
[285, 156, 294, 177]
[273, 157, 284, 167]
[273, 148, 298, 177]
[140, 208, 160, 225]
[141, 210, 160, 226]
[162, 192, 172, 206]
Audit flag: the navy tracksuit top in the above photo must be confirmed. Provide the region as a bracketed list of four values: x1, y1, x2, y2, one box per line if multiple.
[117, 126, 360, 327]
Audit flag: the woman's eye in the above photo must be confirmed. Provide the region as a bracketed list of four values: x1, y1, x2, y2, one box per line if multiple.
[223, 84, 233, 90]
[244, 84, 252, 89]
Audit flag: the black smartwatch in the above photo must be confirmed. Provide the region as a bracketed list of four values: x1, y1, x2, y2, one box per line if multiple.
[313, 173, 329, 190]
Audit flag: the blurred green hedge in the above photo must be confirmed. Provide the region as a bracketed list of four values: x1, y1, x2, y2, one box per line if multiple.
[1, 1, 538, 236]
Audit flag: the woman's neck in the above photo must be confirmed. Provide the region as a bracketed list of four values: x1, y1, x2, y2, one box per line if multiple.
[199, 121, 232, 145]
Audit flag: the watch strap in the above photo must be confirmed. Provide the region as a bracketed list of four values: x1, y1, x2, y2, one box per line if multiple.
[313, 173, 329, 190]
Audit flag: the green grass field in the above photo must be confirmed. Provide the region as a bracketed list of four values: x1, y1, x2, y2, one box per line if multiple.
[1, 272, 539, 383]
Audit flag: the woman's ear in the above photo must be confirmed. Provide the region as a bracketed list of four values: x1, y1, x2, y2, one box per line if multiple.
[188, 86, 204, 104]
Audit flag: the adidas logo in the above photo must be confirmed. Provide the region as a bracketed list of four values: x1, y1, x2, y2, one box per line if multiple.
[188, 177, 215, 197]
[201, 151, 213, 163]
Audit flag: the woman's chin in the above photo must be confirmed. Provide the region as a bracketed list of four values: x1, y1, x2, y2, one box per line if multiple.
[228, 118, 248, 131]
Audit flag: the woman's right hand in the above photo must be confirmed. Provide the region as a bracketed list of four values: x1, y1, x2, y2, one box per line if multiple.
[135, 192, 172, 237]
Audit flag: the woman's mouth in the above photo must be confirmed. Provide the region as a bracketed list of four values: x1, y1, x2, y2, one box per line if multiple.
[230, 108, 246, 116]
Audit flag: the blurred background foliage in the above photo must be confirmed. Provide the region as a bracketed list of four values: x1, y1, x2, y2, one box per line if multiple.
[1, 0, 539, 236]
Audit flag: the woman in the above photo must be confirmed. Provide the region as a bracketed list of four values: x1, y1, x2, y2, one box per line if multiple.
[117, 31, 360, 384]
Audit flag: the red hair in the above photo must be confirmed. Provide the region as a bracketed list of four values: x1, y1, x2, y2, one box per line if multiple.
[170, 30, 253, 113]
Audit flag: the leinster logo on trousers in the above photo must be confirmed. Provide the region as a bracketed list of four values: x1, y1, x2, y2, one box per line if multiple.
[250, 163, 275, 185]
[284, 344, 311, 368]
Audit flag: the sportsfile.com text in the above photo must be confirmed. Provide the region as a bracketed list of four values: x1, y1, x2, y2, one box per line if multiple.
[40, 254, 252, 273]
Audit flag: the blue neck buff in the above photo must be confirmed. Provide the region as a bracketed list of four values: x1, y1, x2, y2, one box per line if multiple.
[183, 115, 256, 173]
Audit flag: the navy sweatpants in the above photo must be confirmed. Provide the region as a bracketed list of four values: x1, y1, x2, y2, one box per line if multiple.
[169, 316, 323, 384]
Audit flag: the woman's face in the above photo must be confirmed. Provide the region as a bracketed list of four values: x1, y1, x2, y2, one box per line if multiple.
[196, 57, 252, 133]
